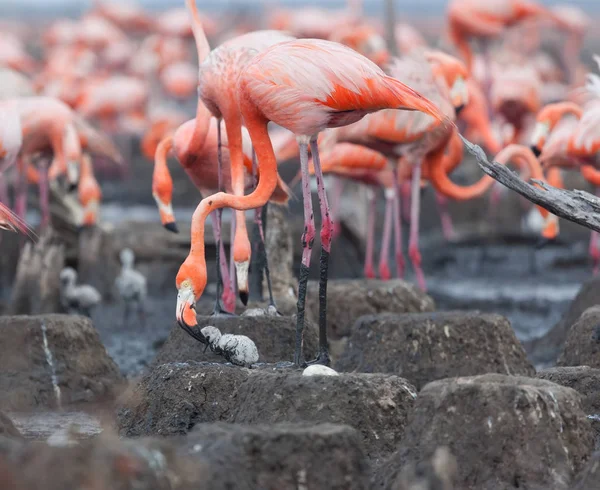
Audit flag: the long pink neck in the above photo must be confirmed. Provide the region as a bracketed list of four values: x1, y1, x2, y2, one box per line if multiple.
[429, 143, 542, 201]
[188, 103, 278, 269]
[189, 101, 211, 156]
[186, 0, 211, 62]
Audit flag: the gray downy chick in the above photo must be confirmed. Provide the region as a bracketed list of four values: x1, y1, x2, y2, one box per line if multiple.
[201, 326, 259, 367]
[59, 267, 101, 317]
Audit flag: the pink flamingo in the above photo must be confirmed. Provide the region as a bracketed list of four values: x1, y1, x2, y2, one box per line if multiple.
[174, 38, 448, 365]
[186, 0, 295, 306]
[152, 103, 290, 313]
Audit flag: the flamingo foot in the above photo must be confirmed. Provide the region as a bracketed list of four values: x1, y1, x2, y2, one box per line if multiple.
[304, 350, 331, 367]
[364, 264, 376, 279]
[379, 263, 391, 281]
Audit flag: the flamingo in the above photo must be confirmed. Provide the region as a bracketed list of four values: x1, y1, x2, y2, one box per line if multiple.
[186, 0, 295, 306]
[152, 104, 290, 313]
[174, 38, 448, 366]
[447, 0, 569, 73]
[307, 142, 397, 280]
[0, 202, 33, 237]
[530, 100, 600, 272]
[77, 153, 102, 228]
[322, 51, 468, 289]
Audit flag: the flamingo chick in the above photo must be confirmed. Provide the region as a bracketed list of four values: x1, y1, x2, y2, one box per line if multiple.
[115, 248, 147, 326]
[201, 325, 259, 367]
[59, 267, 101, 317]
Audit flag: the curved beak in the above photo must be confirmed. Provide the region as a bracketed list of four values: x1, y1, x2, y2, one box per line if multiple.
[176, 287, 206, 343]
[455, 104, 465, 116]
[530, 145, 542, 158]
[235, 260, 250, 306]
[154, 195, 177, 233]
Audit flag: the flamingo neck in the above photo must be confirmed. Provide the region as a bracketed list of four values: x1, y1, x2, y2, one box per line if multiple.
[223, 105, 251, 264]
[189, 102, 211, 156]
[428, 134, 493, 200]
[186, 0, 211, 62]
[152, 136, 174, 200]
[450, 28, 473, 73]
[186, 102, 278, 280]
[581, 165, 600, 186]
[443, 131, 465, 174]
[552, 102, 583, 126]
[494, 144, 554, 221]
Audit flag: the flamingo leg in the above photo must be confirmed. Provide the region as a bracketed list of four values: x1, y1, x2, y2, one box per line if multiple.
[229, 208, 237, 299]
[15, 158, 28, 222]
[393, 168, 405, 278]
[364, 187, 376, 279]
[251, 149, 278, 312]
[401, 180, 411, 223]
[409, 161, 426, 291]
[330, 176, 345, 239]
[435, 192, 455, 241]
[38, 158, 50, 229]
[294, 139, 315, 366]
[209, 210, 235, 316]
[307, 137, 332, 366]
[378, 189, 393, 280]
[210, 120, 236, 315]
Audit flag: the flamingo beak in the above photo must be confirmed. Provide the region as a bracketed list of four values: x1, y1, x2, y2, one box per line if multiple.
[235, 260, 250, 306]
[164, 221, 179, 233]
[450, 76, 468, 113]
[153, 194, 178, 233]
[530, 122, 549, 156]
[67, 160, 79, 188]
[176, 285, 206, 343]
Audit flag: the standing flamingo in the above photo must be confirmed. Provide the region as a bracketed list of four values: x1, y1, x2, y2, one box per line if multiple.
[186, 0, 295, 306]
[174, 39, 448, 366]
[530, 100, 600, 272]
[152, 105, 290, 313]
[321, 51, 468, 289]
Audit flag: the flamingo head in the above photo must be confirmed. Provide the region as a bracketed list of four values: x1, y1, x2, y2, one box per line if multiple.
[530, 120, 549, 157]
[426, 50, 469, 112]
[175, 258, 207, 341]
[152, 172, 177, 233]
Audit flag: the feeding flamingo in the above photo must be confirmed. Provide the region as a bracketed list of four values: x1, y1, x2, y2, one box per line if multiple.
[152, 101, 290, 313]
[186, 0, 295, 307]
[174, 38, 448, 366]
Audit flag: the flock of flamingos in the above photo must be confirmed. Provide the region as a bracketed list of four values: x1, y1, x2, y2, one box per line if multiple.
[0, 0, 599, 366]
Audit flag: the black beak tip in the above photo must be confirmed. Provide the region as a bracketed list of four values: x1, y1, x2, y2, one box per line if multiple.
[239, 290, 249, 306]
[164, 222, 179, 234]
[68, 183, 78, 193]
[455, 104, 465, 116]
[530, 145, 542, 158]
